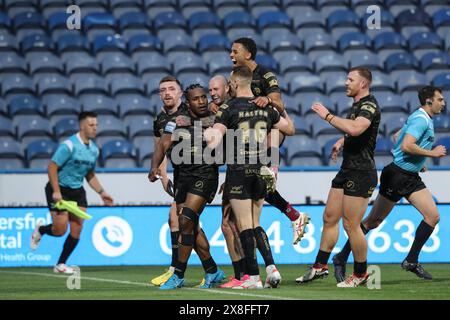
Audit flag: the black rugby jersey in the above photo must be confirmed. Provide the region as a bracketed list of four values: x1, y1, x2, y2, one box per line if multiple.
[215, 97, 280, 170]
[164, 111, 218, 179]
[342, 94, 381, 170]
[153, 102, 188, 137]
[251, 64, 281, 97]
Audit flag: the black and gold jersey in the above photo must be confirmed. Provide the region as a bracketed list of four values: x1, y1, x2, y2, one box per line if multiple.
[152, 102, 188, 138]
[251, 64, 281, 97]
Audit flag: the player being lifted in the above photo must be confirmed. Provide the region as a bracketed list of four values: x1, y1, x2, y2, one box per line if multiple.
[205, 66, 295, 289]
[149, 76, 188, 286]
[30, 112, 114, 274]
[332, 86, 446, 281]
[149, 84, 225, 290]
[296, 67, 380, 287]
[226, 37, 310, 245]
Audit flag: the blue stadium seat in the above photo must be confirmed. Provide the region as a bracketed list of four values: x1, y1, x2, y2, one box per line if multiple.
[0, 139, 23, 163]
[110, 75, 145, 96]
[257, 11, 291, 31]
[92, 34, 127, 54]
[126, 115, 155, 138]
[15, 115, 53, 142]
[2, 74, 34, 96]
[421, 52, 450, 71]
[434, 114, 450, 133]
[145, 73, 172, 95]
[162, 33, 196, 53]
[198, 34, 231, 52]
[26, 139, 57, 163]
[44, 94, 80, 118]
[322, 137, 343, 166]
[434, 136, 450, 166]
[154, 12, 187, 30]
[95, 115, 127, 146]
[172, 54, 207, 75]
[83, 13, 116, 33]
[385, 52, 420, 72]
[56, 34, 90, 53]
[0, 12, 12, 29]
[334, 93, 353, 116]
[0, 31, 18, 52]
[0, 116, 16, 138]
[63, 52, 100, 75]
[73, 74, 109, 96]
[118, 11, 151, 31]
[54, 117, 78, 140]
[278, 52, 313, 75]
[290, 74, 324, 94]
[315, 52, 349, 73]
[134, 135, 154, 166]
[326, 73, 348, 94]
[433, 73, 450, 90]
[395, 71, 429, 93]
[27, 52, 64, 74]
[327, 10, 361, 36]
[311, 119, 341, 147]
[373, 31, 407, 52]
[80, 94, 119, 115]
[119, 95, 154, 118]
[227, 29, 267, 52]
[408, 32, 443, 51]
[13, 12, 44, 29]
[338, 32, 372, 52]
[35, 74, 72, 95]
[223, 11, 256, 30]
[0, 99, 6, 117]
[377, 92, 408, 113]
[178, 73, 210, 89]
[255, 54, 278, 72]
[292, 9, 325, 31]
[100, 53, 135, 75]
[361, 8, 395, 28]
[291, 115, 312, 136]
[304, 33, 337, 53]
[268, 33, 301, 53]
[101, 139, 137, 168]
[136, 53, 171, 75]
[285, 135, 322, 162]
[348, 52, 383, 71]
[396, 8, 432, 28]
[207, 53, 233, 74]
[433, 8, 450, 30]
[383, 114, 409, 136]
[20, 34, 53, 53]
[299, 93, 335, 115]
[128, 34, 162, 53]
[0, 52, 27, 73]
[188, 11, 220, 31]
[371, 72, 396, 92]
[48, 12, 71, 31]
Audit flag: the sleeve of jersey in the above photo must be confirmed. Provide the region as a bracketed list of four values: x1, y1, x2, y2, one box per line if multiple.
[269, 107, 281, 125]
[153, 119, 160, 137]
[262, 72, 281, 94]
[405, 116, 428, 140]
[51, 143, 71, 167]
[214, 105, 230, 127]
[358, 102, 378, 122]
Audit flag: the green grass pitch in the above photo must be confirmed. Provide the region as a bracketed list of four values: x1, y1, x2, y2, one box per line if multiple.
[1, 264, 449, 300]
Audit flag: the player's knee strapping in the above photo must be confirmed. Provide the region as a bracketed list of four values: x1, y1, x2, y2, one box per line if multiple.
[181, 207, 199, 225]
[179, 207, 199, 247]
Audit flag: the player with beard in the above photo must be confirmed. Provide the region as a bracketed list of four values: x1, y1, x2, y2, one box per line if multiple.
[149, 84, 225, 290]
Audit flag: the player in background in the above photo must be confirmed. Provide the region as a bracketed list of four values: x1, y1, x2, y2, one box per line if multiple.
[332, 86, 446, 281]
[229, 37, 310, 246]
[296, 67, 380, 287]
[30, 112, 114, 274]
[205, 66, 296, 289]
[148, 76, 188, 286]
[149, 84, 225, 289]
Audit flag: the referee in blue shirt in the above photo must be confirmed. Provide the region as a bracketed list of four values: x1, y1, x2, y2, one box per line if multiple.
[333, 86, 446, 281]
[31, 112, 114, 274]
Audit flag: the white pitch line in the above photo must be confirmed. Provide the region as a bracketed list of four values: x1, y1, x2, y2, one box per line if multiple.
[0, 270, 296, 300]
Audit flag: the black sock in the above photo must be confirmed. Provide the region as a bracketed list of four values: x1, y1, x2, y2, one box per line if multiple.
[338, 223, 370, 262]
[39, 224, 54, 236]
[265, 190, 289, 213]
[239, 229, 259, 276]
[254, 226, 275, 267]
[405, 220, 435, 263]
[57, 235, 79, 264]
[232, 261, 242, 280]
[201, 257, 218, 274]
[174, 261, 187, 279]
[170, 231, 179, 268]
[315, 250, 331, 265]
[239, 258, 247, 278]
[354, 260, 367, 276]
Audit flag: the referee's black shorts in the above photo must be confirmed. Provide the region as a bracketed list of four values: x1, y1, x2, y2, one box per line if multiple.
[45, 182, 88, 212]
[379, 162, 426, 202]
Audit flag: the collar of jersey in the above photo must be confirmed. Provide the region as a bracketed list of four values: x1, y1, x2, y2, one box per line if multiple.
[418, 107, 431, 120]
[76, 132, 91, 147]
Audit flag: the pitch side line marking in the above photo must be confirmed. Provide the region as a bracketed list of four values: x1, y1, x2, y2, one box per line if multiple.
[0, 270, 296, 300]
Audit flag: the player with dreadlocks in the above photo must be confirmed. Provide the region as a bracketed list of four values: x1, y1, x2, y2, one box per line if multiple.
[149, 83, 225, 290]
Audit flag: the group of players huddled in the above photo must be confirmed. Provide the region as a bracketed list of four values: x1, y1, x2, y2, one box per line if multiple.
[31, 37, 446, 290]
